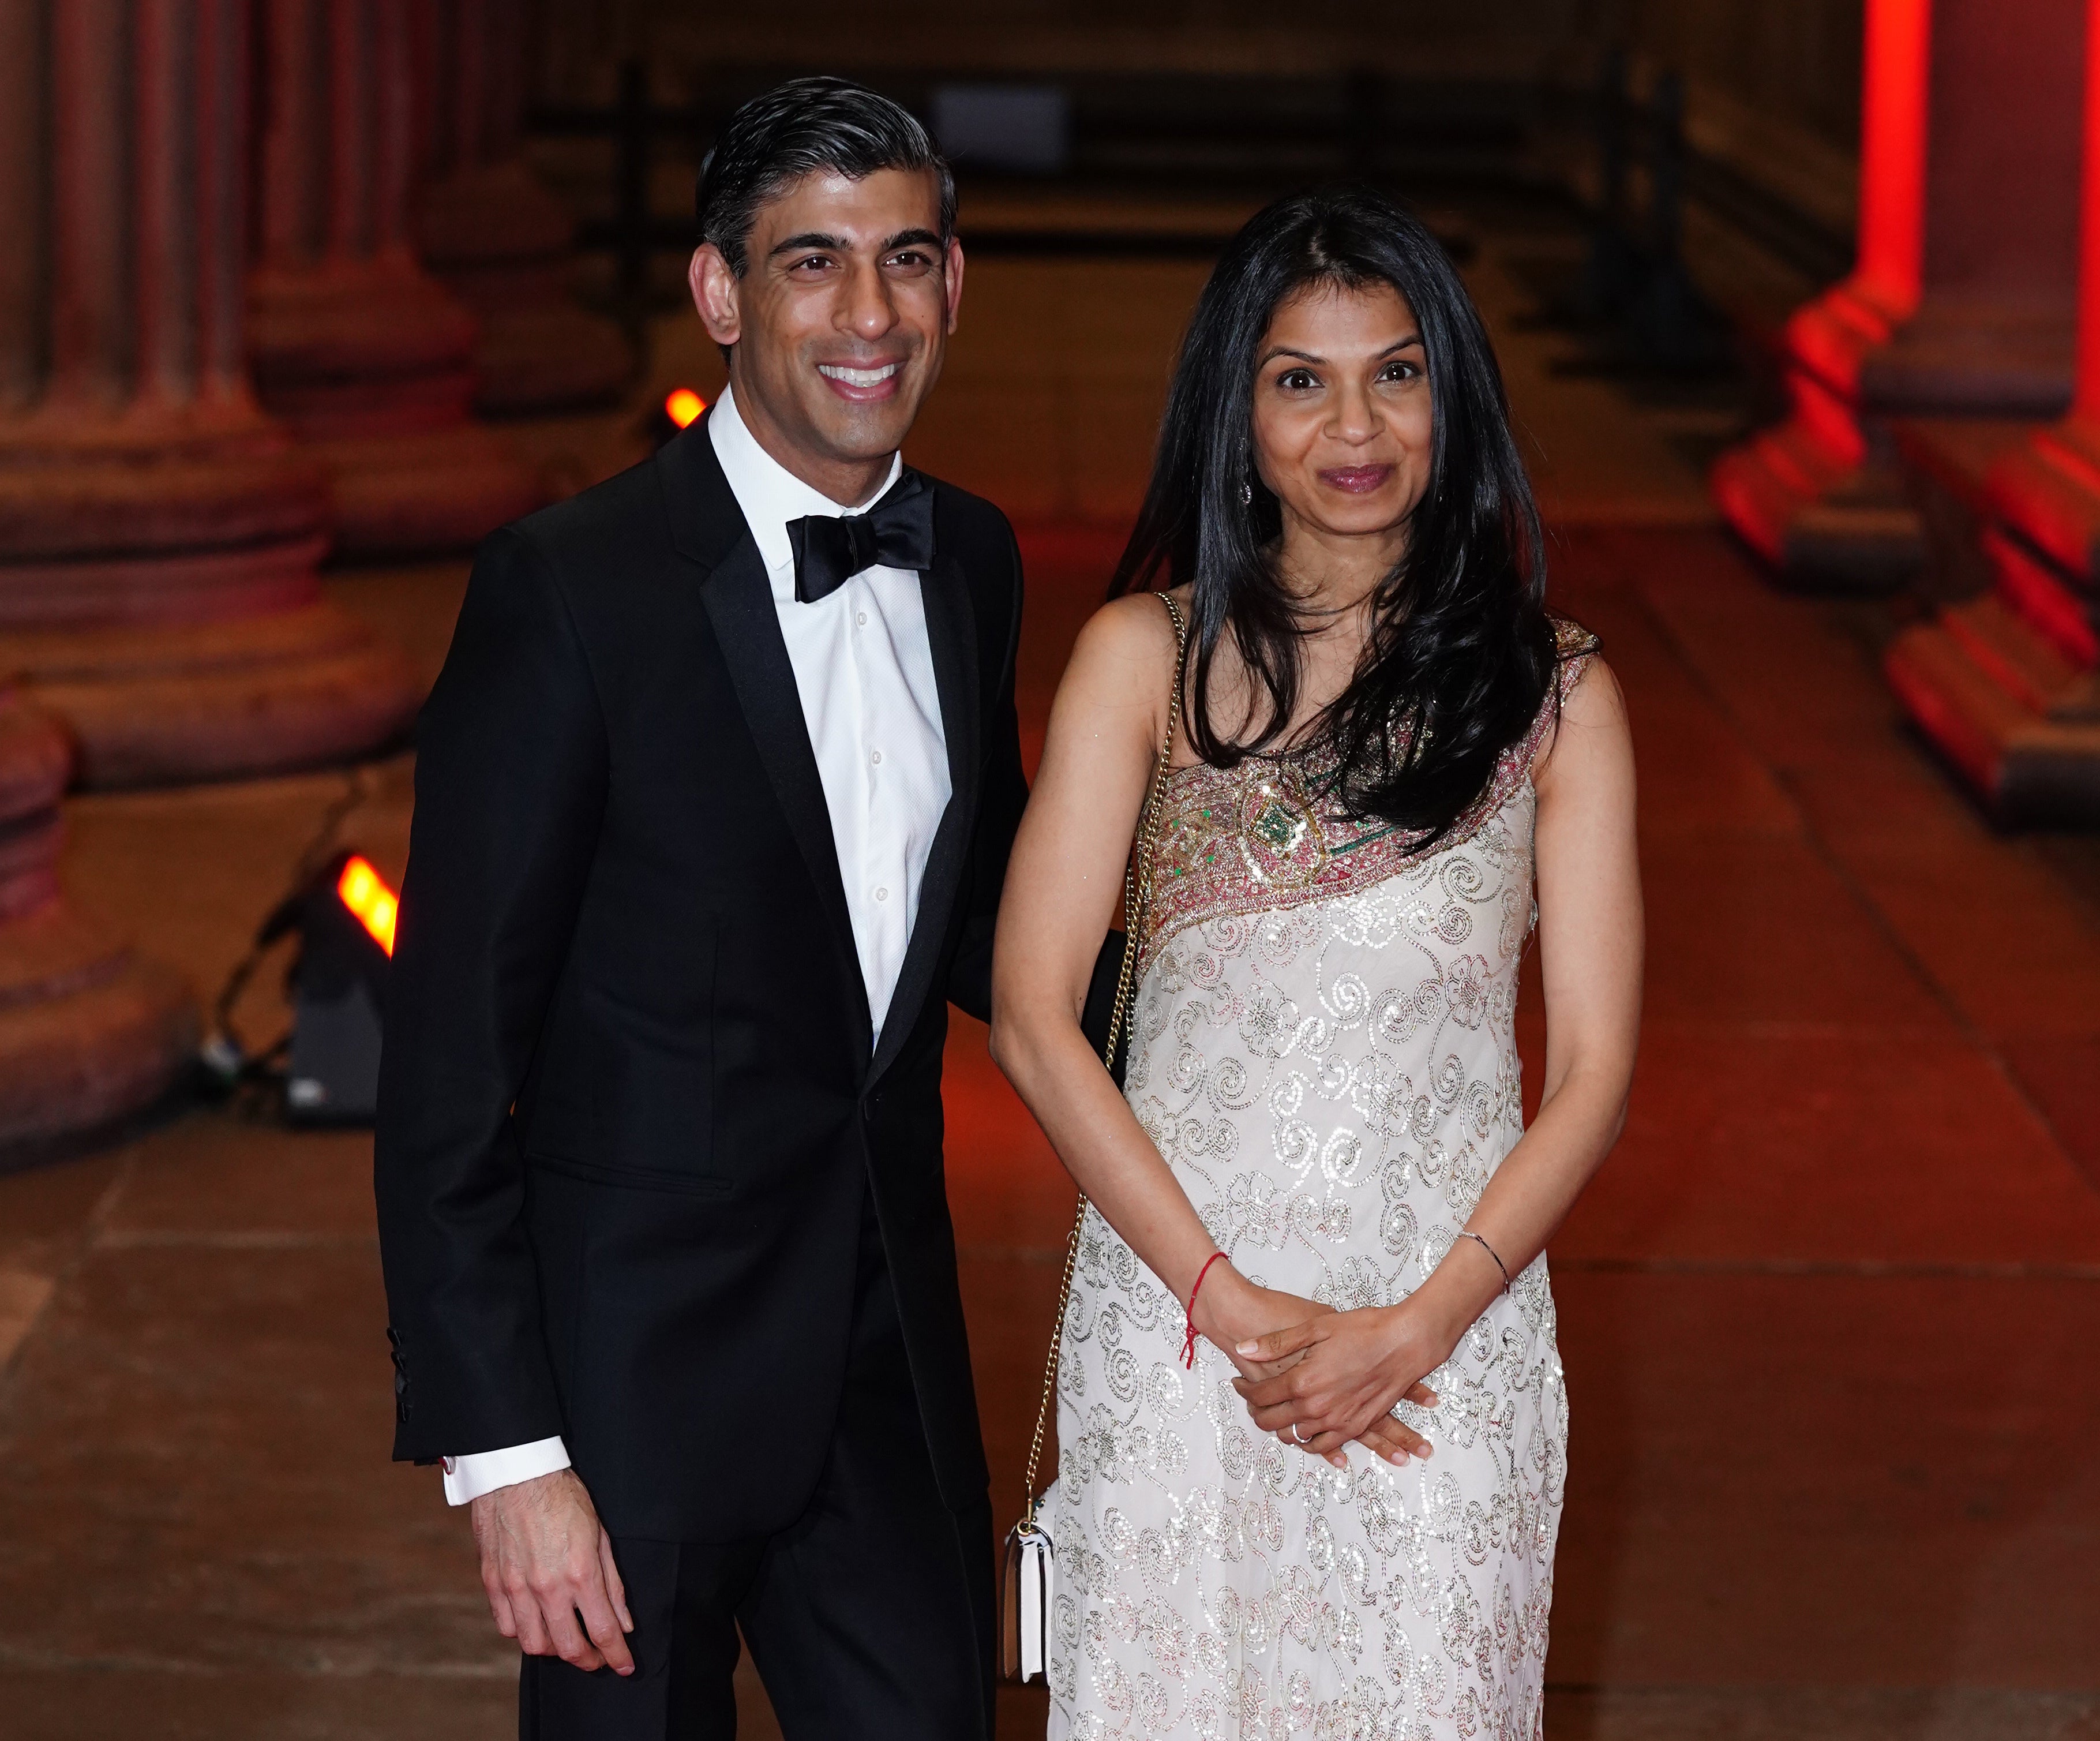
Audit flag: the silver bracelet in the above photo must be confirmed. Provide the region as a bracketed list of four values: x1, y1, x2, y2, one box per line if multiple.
[1457, 1230, 1512, 1294]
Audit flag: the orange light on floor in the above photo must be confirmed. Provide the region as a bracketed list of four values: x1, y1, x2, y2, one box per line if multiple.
[337, 855, 398, 957]
[665, 388, 706, 429]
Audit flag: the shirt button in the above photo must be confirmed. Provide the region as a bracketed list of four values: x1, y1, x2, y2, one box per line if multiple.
[870, 748, 883, 765]
[875, 886, 888, 902]
[856, 611, 868, 627]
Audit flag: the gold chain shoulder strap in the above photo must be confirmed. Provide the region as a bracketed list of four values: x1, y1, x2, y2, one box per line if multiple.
[1021, 591, 1189, 1524]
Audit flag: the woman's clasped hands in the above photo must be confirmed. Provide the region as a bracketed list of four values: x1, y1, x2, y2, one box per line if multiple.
[1229, 1297, 1458, 1472]
[1190, 1260, 1444, 1472]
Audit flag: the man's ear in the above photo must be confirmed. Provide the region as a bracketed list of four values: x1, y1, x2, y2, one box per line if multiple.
[943, 237, 966, 336]
[689, 245, 741, 347]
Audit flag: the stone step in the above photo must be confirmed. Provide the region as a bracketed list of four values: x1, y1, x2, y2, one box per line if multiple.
[1941, 592, 2100, 721]
[1712, 416, 1925, 591]
[1981, 522, 2100, 665]
[1885, 617, 2100, 822]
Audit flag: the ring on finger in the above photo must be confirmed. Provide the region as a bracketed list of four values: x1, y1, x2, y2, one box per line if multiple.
[1288, 1422, 1309, 1445]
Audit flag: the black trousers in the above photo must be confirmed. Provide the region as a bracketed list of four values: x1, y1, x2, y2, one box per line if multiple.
[520, 1195, 996, 1740]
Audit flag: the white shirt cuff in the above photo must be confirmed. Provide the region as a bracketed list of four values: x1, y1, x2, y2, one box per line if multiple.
[441, 1436, 571, 1506]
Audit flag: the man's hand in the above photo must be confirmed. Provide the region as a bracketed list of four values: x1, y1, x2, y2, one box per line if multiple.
[470, 1469, 635, 1675]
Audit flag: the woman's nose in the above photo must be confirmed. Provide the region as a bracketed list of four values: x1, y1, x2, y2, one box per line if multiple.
[1327, 383, 1381, 443]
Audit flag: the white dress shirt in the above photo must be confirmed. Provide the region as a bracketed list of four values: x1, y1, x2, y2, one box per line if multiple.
[442, 383, 951, 1506]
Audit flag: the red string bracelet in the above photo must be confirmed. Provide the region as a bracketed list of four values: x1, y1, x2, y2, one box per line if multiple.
[1182, 1252, 1228, 1369]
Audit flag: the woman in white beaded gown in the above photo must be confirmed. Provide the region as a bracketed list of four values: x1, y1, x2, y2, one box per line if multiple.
[991, 188, 1641, 1741]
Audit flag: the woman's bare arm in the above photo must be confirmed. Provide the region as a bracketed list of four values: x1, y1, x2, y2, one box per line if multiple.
[992, 596, 1210, 1291]
[989, 594, 1434, 1455]
[1234, 658, 1643, 1455]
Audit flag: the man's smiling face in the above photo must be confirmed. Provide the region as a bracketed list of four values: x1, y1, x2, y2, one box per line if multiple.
[690, 166, 963, 502]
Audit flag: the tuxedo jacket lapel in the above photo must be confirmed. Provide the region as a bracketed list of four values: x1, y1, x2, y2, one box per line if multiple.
[666, 424, 874, 1051]
[662, 424, 979, 1079]
[869, 548, 978, 1087]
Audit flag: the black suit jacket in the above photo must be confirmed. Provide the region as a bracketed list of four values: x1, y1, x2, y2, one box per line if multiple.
[373, 418, 1028, 1541]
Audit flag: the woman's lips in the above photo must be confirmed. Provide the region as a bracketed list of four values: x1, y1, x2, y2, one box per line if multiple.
[1317, 465, 1395, 495]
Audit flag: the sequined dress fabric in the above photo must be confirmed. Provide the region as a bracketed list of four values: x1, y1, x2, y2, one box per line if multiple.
[1046, 642, 1593, 1741]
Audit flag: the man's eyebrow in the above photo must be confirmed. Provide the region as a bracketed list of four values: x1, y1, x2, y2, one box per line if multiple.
[767, 231, 850, 258]
[765, 227, 946, 260]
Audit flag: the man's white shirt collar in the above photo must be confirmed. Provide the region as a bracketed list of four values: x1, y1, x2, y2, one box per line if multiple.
[707, 383, 904, 594]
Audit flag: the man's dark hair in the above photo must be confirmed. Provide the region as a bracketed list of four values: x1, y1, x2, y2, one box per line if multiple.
[695, 77, 957, 277]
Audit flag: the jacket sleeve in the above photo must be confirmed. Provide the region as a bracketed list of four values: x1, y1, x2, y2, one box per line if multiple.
[374, 526, 609, 1464]
[946, 520, 1029, 1023]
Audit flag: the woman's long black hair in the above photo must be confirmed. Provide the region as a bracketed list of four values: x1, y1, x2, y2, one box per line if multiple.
[1112, 186, 1564, 846]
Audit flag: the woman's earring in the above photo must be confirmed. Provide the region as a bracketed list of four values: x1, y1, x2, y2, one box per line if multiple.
[1238, 478, 1254, 508]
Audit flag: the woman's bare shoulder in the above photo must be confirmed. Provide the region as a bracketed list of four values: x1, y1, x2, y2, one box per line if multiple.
[1559, 652, 1627, 727]
[1064, 589, 1184, 694]
[1534, 653, 1630, 792]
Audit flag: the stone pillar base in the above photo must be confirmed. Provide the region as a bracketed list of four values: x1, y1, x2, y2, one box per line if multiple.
[298, 425, 549, 558]
[1892, 418, 2037, 604]
[1711, 280, 1929, 592]
[1884, 417, 2100, 823]
[0, 694, 195, 1163]
[1981, 415, 2100, 583]
[1712, 430, 1926, 591]
[1886, 600, 2100, 821]
[0, 602, 421, 788]
[416, 160, 635, 415]
[1861, 298, 2076, 419]
[0, 426, 421, 787]
[250, 255, 545, 556]
[250, 257, 481, 429]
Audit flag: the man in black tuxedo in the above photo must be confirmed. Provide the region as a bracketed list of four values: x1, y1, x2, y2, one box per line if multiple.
[374, 79, 1025, 1739]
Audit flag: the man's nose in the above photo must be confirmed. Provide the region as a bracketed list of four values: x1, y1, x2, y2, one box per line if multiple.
[841, 258, 898, 340]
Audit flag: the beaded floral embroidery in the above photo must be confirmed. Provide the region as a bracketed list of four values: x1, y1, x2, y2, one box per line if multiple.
[1137, 628, 1596, 976]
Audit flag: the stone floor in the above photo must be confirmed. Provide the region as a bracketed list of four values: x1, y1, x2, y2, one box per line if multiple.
[2, 208, 2097, 1739]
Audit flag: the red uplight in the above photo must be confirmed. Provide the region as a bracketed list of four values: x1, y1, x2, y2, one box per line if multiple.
[1853, 0, 1930, 320]
[665, 388, 706, 429]
[337, 855, 398, 957]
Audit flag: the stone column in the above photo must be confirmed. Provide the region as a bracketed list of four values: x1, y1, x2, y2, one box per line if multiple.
[0, 690, 196, 1156]
[411, 0, 635, 413]
[1886, 0, 2100, 822]
[1711, 0, 2084, 592]
[249, 0, 546, 555]
[0, 0, 420, 787]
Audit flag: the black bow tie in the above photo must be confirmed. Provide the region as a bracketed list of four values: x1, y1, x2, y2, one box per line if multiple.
[786, 472, 936, 603]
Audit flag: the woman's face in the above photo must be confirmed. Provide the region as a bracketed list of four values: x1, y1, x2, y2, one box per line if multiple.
[1247, 279, 1433, 548]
